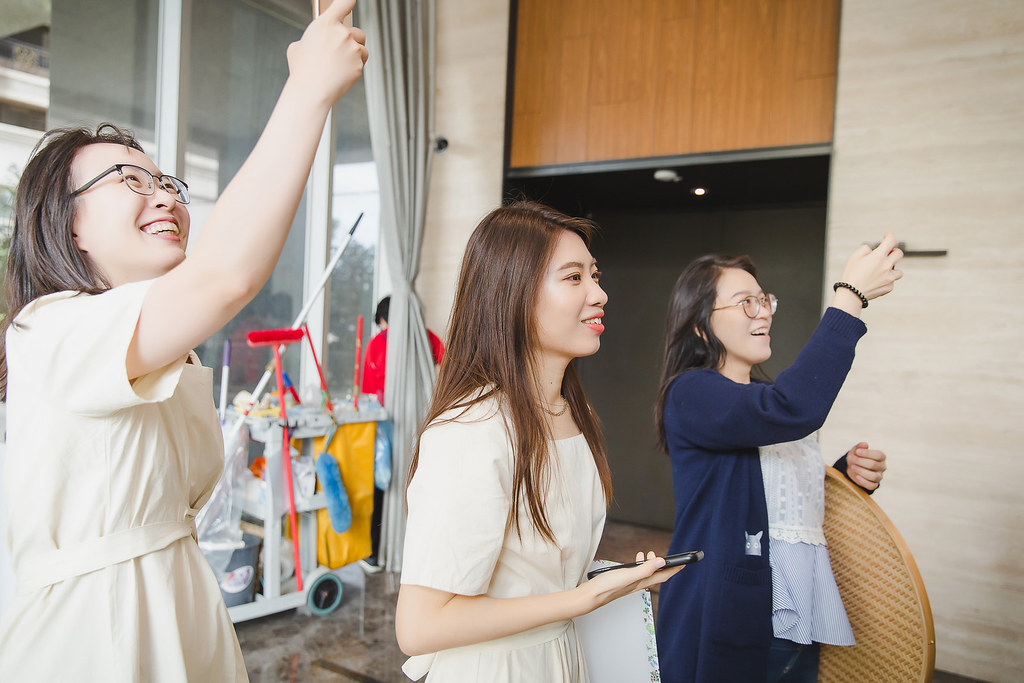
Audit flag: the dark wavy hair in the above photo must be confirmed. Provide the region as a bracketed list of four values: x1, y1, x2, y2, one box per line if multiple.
[0, 123, 143, 398]
[654, 253, 758, 453]
[408, 200, 613, 543]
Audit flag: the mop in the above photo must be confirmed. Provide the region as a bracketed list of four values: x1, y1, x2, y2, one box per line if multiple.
[247, 327, 307, 591]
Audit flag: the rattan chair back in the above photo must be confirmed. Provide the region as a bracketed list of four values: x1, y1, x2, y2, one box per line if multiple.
[819, 467, 935, 682]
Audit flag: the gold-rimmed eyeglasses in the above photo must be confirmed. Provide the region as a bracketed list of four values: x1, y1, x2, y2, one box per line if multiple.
[712, 293, 778, 319]
[71, 164, 190, 204]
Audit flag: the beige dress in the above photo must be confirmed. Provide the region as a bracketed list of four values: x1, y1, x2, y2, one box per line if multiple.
[0, 280, 247, 681]
[401, 395, 606, 682]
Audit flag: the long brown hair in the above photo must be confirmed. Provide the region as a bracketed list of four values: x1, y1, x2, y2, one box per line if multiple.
[408, 201, 613, 543]
[0, 123, 142, 398]
[654, 254, 758, 453]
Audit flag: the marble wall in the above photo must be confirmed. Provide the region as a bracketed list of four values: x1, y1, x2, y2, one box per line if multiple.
[821, 2, 1024, 680]
[417, 0, 510, 335]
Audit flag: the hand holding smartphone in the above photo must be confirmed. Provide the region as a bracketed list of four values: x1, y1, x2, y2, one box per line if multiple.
[586, 550, 703, 580]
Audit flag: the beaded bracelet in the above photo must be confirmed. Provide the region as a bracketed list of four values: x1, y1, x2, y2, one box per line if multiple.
[833, 282, 868, 308]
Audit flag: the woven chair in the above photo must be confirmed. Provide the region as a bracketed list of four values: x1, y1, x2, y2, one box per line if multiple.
[819, 466, 935, 682]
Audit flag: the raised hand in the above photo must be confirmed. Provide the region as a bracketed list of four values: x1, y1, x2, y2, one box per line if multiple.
[832, 234, 904, 315]
[286, 0, 368, 108]
[840, 233, 905, 300]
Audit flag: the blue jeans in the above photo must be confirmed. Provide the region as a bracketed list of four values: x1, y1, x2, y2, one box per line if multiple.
[767, 637, 820, 683]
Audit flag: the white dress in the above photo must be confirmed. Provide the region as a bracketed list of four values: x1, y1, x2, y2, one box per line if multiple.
[0, 281, 247, 681]
[401, 395, 606, 682]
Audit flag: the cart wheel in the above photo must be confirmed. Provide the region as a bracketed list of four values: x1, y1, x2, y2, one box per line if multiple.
[307, 571, 344, 616]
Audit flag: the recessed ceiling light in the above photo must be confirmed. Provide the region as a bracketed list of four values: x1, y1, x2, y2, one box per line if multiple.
[653, 169, 682, 183]
[691, 187, 707, 196]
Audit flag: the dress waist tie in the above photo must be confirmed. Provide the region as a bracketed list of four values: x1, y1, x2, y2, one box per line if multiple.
[402, 618, 575, 680]
[16, 518, 196, 593]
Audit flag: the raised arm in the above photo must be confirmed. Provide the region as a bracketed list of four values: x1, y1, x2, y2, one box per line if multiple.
[127, 0, 367, 379]
[666, 234, 905, 451]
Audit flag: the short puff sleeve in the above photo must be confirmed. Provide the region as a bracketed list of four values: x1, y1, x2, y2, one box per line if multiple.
[9, 280, 188, 416]
[401, 402, 514, 596]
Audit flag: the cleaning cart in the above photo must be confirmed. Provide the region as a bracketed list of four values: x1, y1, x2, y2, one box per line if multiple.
[222, 401, 386, 623]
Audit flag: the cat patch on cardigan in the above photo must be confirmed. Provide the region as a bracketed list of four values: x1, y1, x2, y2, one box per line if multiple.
[744, 530, 763, 556]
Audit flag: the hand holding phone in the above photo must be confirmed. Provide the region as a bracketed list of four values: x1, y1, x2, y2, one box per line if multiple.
[586, 550, 703, 580]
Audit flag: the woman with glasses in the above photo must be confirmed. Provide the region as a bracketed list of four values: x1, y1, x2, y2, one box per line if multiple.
[0, 2, 366, 680]
[653, 238, 904, 683]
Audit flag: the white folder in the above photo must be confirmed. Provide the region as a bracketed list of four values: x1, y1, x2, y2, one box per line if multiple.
[574, 560, 661, 682]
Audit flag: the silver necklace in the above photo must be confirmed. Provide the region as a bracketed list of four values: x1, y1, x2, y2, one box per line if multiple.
[543, 396, 568, 417]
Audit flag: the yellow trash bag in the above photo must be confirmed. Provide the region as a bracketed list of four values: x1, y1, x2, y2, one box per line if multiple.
[302, 421, 376, 569]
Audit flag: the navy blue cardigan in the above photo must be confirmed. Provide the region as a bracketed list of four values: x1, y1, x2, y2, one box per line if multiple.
[656, 307, 867, 683]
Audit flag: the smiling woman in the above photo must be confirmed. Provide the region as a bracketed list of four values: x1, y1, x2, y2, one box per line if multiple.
[395, 201, 683, 682]
[68, 143, 192, 287]
[708, 268, 777, 384]
[0, 2, 368, 679]
[534, 229, 607, 378]
[653, 240, 904, 683]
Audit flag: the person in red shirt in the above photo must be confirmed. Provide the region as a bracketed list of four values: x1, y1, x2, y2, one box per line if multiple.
[360, 296, 444, 572]
[361, 296, 445, 402]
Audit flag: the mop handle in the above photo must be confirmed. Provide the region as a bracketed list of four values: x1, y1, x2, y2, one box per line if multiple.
[291, 212, 363, 332]
[302, 322, 334, 412]
[272, 346, 303, 592]
[352, 314, 363, 409]
[227, 213, 363, 439]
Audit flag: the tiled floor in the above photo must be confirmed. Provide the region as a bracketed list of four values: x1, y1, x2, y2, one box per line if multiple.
[236, 564, 404, 682]
[236, 521, 983, 682]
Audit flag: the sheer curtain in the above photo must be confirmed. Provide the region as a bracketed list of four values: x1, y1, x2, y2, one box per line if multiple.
[361, 0, 437, 572]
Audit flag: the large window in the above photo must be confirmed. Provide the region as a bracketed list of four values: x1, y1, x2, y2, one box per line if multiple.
[324, 74, 378, 404]
[187, 0, 309, 401]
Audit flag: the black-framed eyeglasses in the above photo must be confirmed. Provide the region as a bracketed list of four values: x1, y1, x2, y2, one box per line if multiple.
[712, 293, 778, 319]
[71, 164, 190, 205]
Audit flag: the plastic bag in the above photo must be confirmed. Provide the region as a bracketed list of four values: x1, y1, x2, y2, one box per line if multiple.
[293, 455, 317, 505]
[374, 419, 393, 490]
[197, 418, 250, 574]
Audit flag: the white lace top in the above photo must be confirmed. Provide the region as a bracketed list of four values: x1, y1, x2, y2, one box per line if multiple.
[759, 433, 827, 545]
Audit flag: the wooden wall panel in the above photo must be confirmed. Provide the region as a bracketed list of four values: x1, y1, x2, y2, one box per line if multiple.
[509, 0, 839, 167]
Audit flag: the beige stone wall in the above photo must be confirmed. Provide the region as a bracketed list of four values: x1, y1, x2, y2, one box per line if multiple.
[417, 0, 510, 337]
[821, 2, 1024, 680]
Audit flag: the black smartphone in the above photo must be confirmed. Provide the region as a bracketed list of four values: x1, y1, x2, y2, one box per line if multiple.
[586, 550, 703, 580]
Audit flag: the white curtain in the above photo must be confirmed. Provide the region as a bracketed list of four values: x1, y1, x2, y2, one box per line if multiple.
[362, 0, 437, 572]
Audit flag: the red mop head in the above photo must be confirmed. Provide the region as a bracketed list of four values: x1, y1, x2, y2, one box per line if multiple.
[246, 327, 305, 347]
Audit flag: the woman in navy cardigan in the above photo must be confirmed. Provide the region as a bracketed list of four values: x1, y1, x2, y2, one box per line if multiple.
[654, 236, 904, 683]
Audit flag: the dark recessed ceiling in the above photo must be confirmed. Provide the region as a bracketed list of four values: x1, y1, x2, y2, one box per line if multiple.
[504, 153, 830, 216]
